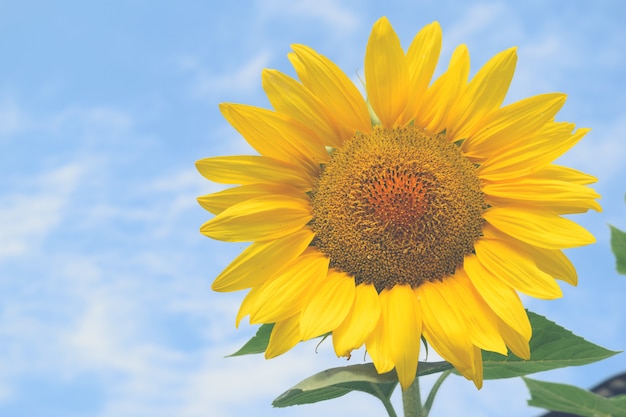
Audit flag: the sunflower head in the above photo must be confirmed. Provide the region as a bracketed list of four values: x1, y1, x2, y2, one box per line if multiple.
[197, 17, 600, 390]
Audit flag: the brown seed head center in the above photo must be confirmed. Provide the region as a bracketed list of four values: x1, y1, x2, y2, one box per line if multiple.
[363, 166, 432, 228]
[310, 126, 486, 291]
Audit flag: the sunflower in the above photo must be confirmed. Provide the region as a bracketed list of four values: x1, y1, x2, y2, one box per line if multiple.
[197, 17, 600, 390]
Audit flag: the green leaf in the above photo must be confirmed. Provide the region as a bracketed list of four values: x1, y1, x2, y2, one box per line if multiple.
[232, 313, 617, 397]
[523, 377, 626, 417]
[482, 312, 619, 379]
[610, 224, 626, 275]
[272, 361, 452, 408]
[228, 323, 274, 357]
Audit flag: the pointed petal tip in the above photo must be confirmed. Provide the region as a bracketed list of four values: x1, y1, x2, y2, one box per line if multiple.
[370, 16, 397, 39]
[397, 365, 419, 391]
[374, 16, 391, 25]
[290, 43, 310, 55]
[235, 313, 247, 329]
[210, 280, 226, 292]
[418, 20, 442, 39]
[576, 127, 592, 136]
[554, 92, 567, 102]
[493, 46, 518, 67]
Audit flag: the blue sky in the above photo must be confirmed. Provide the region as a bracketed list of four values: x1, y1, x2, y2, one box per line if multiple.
[1, 1, 625, 416]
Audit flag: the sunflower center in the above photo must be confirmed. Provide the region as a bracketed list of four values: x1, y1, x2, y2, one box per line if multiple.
[310, 126, 486, 291]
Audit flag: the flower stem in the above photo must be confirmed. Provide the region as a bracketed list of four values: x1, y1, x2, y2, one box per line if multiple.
[402, 377, 424, 417]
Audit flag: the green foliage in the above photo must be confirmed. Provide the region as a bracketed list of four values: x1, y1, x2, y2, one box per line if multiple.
[523, 378, 626, 417]
[272, 363, 397, 408]
[610, 224, 626, 275]
[272, 362, 452, 409]
[227, 323, 273, 357]
[482, 312, 618, 379]
[230, 313, 618, 415]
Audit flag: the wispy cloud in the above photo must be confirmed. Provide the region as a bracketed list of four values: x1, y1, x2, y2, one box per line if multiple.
[1, 3, 624, 417]
[257, 0, 360, 32]
[0, 163, 83, 260]
[562, 121, 626, 184]
[181, 52, 272, 100]
[443, 2, 510, 50]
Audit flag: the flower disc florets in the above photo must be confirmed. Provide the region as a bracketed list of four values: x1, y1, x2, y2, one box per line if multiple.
[310, 126, 487, 291]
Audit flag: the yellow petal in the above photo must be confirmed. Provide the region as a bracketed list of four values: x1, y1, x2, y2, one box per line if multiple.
[482, 177, 601, 214]
[481, 223, 578, 286]
[196, 155, 313, 190]
[418, 281, 478, 384]
[262, 69, 343, 148]
[524, 245, 578, 286]
[211, 227, 315, 292]
[474, 238, 562, 299]
[478, 125, 589, 180]
[198, 183, 306, 215]
[365, 315, 394, 375]
[446, 47, 517, 141]
[497, 317, 530, 360]
[249, 249, 329, 323]
[470, 346, 484, 389]
[462, 255, 531, 340]
[287, 52, 310, 89]
[528, 164, 598, 185]
[462, 93, 566, 161]
[200, 195, 312, 242]
[291, 44, 371, 139]
[365, 17, 409, 128]
[384, 285, 421, 390]
[236, 286, 259, 327]
[300, 269, 355, 340]
[333, 283, 381, 357]
[400, 21, 442, 125]
[416, 44, 470, 134]
[266, 315, 301, 358]
[220, 102, 329, 166]
[365, 289, 408, 376]
[448, 270, 508, 355]
[483, 206, 596, 249]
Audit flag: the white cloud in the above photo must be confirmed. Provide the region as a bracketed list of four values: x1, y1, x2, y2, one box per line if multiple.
[183, 52, 272, 100]
[0, 163, 82, 260]
[0, 95, 212, 411]
[0, 4, 623, 417]
[257, 0, 360, 32]
[444, 3, 507, 46]
[0, 97, 134, 139]
[44, 105, 134, 138]
[148, 168, 212, 226]
[557, 115, 626, 184]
